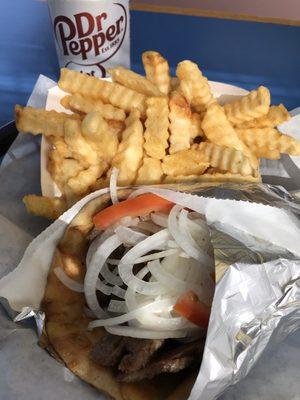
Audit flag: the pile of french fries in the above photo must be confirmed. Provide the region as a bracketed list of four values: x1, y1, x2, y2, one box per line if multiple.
[15, 51, 300, 219]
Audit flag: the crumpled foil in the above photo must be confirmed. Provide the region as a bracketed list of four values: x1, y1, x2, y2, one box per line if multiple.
[1, 183, 300, 400]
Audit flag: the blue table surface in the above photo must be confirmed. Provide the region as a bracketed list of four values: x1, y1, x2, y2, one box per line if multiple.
[1, 0, 300, 127]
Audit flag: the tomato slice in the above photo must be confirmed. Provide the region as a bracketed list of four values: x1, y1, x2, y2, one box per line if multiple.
[93, 193, 174, 229]
[173, 291, 211, 329]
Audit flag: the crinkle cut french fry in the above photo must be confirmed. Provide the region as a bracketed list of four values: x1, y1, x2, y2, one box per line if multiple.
[61, 94, 126, 121]
[234, 104, 290, 129]
[236, 127, 300, 158]
[163, 172, 261, 184]
[198, 142, 256, 176]
[162, 148, 209, 177]
[111, 109, 144, 185]
[67, 163, 108, 195]
[108, 66, 163, 97]
[63, 119, 99, 167]
[135, 157, 164, 185]
[190, 112, 203, 140]
[169, 92, 192, 154]
[144, 97, 169, 159]
[23, 195, 67, 220]
[142, 51, 171, 95]
[201, 103, 259, 170]
[224, 86, 270, 125]
[15, 105, 79, 136]
[176, 60, 215, 113]
[81, 112, 119, 162]
[58, 68, 146, 115]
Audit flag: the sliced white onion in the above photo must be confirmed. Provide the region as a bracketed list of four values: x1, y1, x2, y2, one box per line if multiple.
[88, 298, 174, 329]
[108, 300, 127, 314]
[168, 205, 212, 265]
[105, 325, 190, 339]
[109, 167, 119, 204]
[151, 212, 168, 228]
[54, 268, 84, 293]
[107, 258, 120, 266]
[96, 279, 112, 296]
[111, 285, 126, 298]
[148, 260, 201, 296]
[84, 234, 122, 318]
[134, 249, 178, 264]
[118, 230, 171, 295]
[125, 267, 149, 311]
[115, 226, 148, 246]
[100, 263, 123, 286]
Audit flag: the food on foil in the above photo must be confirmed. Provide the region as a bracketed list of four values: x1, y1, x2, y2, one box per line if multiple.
[14, 51, 299, 219]
[42, 184, 215, 400]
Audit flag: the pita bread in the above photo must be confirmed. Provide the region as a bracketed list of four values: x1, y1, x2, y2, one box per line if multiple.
[41, 189, 196, 400]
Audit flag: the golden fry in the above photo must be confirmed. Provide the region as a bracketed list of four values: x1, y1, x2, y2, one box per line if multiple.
[63, 119, 99, 166]
[224, 86, 270, 125]
[58, 68, 146, 115]
[234, 104, 290, 129]
[168, 92, 192, 154]
[201, 103, 259, 170]
[199, 142, 257, 176]
[61, 94, 126, 121]
[135, 157, 164, 185]
[67, 163, 108, 195]
[190, 112, 203, 140]
[108, 66, 162, 97]
[111, 109, 144, 185]
[162, 148, 209, 176]
[144, 97, 169, 159]
[170, 77, 179, 92]
[81, 112, 119, 162]
[236, 127, 300, 158]
[23, 195, 67, 220]
[176, 60, 215, 112]
[15, 105, 79, 137]
[142, 51, 171, 95]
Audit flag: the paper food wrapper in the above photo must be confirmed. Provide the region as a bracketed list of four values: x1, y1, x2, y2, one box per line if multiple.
[47, 0, 130, 77]
[0, 184, 300, 400]
[0, 76, 300, 399]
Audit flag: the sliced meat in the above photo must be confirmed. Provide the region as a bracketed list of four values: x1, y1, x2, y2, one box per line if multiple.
[116, 339, 204, 382]
[91, 334, 126, 367]
[118, 338, 164, 372]
[91, 333, 164, 371]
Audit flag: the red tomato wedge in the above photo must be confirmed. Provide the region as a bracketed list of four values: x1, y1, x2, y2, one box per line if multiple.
[173, 291, 211, 329]
[93, 193, 174, 229]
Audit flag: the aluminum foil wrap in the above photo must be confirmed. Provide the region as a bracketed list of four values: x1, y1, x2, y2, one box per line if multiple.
[0, 183, 300, 400]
